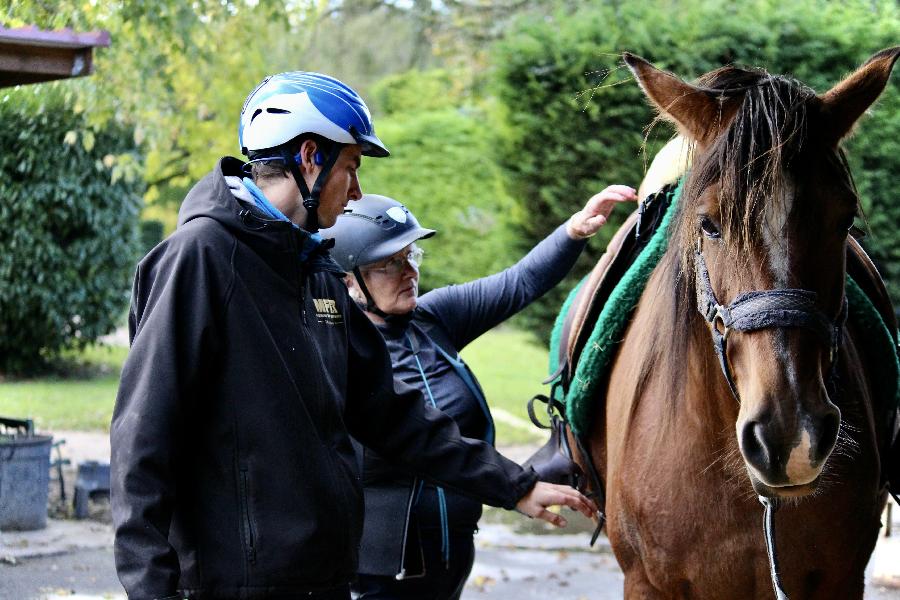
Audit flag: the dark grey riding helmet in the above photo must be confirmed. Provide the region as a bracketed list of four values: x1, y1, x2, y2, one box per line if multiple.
[322, 194, 436, 271]
[320, 194, 436, 315]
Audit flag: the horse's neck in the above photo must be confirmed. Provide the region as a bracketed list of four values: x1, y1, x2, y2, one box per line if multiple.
[636, 252, 739, 436]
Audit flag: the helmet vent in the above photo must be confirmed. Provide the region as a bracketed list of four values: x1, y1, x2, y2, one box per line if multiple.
[267, 108, 290, 114]
[250, 108, 263, 124]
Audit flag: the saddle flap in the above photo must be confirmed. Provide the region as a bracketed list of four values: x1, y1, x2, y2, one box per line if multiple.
[847, 237, 898, 338]
[559, 186, 675, 388]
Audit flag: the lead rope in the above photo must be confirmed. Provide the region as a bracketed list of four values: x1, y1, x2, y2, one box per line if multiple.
[759, 496, 789, 600]
[407, 331, 451, 568]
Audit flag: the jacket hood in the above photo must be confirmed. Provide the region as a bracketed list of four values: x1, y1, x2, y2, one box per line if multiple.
[178, 157, 256, 230]
[177, 157, 344, 274]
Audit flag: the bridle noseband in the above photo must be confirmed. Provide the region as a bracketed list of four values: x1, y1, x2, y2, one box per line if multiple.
[694, 237, 849, 401]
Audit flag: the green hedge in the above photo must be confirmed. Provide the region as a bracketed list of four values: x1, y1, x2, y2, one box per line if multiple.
[361, 92, 519, 292]
[0, 86, 144, 375]
[492, 0, 900, 340]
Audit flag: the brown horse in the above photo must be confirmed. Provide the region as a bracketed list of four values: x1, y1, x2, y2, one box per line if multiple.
[588, 49, 900, 599]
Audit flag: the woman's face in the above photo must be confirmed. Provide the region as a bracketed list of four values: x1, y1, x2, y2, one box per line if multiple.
[358, 244, 422, 316]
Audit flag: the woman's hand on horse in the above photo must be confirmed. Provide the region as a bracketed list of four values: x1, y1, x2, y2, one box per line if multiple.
[514, 481, 598, 527]
[567, 184, 638, 239]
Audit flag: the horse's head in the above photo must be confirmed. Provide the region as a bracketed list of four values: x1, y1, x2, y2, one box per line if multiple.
[625, 48, 899, 498]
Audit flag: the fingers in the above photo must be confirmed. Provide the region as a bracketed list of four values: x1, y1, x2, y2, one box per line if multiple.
[583, 185, 638, 217]
[543, 482, 597, 518]
[516, 482, 598, 525]
[568, 184, 638, 239]
[534, 508, 568, 528]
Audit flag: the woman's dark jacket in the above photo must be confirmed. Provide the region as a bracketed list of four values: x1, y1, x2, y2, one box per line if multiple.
[109, 157, 539, 600]
[357, 224, 586, 577]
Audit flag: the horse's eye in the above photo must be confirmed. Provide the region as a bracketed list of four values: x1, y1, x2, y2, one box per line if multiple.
[699, 216, 721, 239]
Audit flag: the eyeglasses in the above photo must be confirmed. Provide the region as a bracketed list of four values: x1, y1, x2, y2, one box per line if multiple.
[365, 247, 424, 277]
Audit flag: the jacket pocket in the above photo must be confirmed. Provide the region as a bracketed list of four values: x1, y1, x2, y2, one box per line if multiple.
[238, 465, 257, 565]
[328, 453, 363, 557]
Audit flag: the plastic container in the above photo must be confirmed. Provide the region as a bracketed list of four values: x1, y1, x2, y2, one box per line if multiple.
[0, 434, 53, 530]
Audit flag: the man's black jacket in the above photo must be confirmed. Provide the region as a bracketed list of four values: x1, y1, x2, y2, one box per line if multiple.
[110, 157, 538, 600]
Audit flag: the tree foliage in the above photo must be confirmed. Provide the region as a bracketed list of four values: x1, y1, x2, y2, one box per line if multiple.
[492, 0, 900, 340]
[0, 86, 144, 375]
[361, 69, 518, 291]
[3, 1, 444, 217]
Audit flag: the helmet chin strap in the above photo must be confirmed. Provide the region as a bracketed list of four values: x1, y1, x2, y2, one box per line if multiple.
[282, 144, 343, 233]
[352, 267, 390, 319]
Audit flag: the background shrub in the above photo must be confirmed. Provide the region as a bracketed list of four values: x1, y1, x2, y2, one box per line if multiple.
[361, 70, 519, 291]
[0, 86, 144, 376]
[492, 0, 900, 340]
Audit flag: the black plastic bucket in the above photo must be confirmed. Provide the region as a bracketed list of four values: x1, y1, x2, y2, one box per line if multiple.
[0, 417, 52, 531]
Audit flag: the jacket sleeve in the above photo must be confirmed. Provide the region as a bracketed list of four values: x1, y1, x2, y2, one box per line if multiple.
[417, 222, 586, 350]
[110, 233, 230, 600]
[344, 300, 538, 508]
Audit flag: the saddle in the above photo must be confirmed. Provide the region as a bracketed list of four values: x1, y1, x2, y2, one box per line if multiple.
[555, 184, 675, 391]
[529, 183, 677, 541]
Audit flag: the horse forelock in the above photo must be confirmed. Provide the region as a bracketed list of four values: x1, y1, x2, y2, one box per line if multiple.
[676, 67, 821, 277]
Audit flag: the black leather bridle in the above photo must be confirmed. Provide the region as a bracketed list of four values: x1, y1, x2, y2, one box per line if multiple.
[694, 237, 848, 401]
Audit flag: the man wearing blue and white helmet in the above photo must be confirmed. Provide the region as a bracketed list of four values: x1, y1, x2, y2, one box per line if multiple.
[238, 71, 389, 232]
[111, 73, 596, 600]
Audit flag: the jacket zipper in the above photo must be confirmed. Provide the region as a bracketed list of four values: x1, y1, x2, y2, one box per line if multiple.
[395, 477, 420, 580]
[239, 466, 257, 564]
[291, 231, 309, 325]
[292, 234, 354, 561]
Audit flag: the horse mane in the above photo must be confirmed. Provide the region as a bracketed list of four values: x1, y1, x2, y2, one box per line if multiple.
[678, 65, 819, 270]
[635, 64, 857, 425]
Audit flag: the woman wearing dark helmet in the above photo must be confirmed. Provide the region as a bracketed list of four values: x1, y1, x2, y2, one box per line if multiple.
[322, 187, 636, 600]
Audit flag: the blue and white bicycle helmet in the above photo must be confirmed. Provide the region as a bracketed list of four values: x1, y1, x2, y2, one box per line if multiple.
[238, 72, 389, 231]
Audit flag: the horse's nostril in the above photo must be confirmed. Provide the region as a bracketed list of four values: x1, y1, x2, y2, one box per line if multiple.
[814, 411, 840, 464]
[741, 421, 771, 472]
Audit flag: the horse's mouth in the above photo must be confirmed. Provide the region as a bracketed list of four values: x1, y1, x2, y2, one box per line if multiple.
[750, 476, 820, 499]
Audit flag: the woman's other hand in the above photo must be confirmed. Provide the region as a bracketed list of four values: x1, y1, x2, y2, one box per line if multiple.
[566, 185, 638, 239]
[514, 481, 598, 528]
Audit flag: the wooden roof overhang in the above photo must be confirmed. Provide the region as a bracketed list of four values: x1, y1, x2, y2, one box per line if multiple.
[0, 26, 110, 88]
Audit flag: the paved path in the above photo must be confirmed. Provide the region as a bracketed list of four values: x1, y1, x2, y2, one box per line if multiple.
[4, 520, 900, 599]
[3, 434, 900, 599]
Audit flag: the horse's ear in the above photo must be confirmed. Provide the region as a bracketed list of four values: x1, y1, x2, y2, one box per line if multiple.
[820, 46, 900, 146]
[623, 52, 737, 145]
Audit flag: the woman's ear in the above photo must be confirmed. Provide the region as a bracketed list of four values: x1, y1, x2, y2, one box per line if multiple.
[345, 273, 366, 304]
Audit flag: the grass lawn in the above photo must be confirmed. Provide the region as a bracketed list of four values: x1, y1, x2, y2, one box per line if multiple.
[0, 345, 126, 432]
[461, 327, 549, 445]
[0, 328, 551, 444]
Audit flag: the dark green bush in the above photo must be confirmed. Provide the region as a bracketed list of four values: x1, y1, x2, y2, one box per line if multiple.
[361, 102, 519, 292]
[0, 86, 144, 375]
[492, 0, 900, 341]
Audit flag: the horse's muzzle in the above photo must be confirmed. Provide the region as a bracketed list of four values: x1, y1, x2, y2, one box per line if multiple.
[738, 405, 841, 496]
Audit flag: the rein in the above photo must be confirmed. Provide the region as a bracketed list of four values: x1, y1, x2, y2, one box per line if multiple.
[760, 497, 789, 600]
[693, 238, 849, 600]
